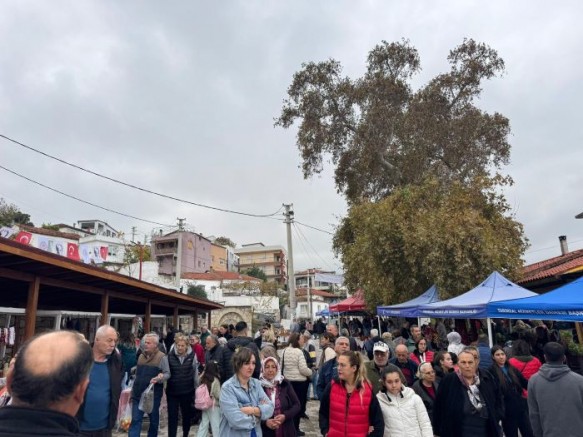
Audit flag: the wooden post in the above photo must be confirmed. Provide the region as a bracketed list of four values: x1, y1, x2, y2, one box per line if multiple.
[100, 291, 110, 326]
[24, 277, 40, 340]
[575, 322, 583, 345]
[207, 311, 211, 330]
[173, 307, 179, 331]
[193, 310, 199, 331]
[144, 300, 151, 332]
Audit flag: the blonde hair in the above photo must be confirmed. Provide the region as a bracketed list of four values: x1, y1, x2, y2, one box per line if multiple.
[262, 330, 275, 344]
[339, 351, 370, 407]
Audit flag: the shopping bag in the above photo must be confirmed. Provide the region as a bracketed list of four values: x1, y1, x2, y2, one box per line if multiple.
[117, 400, 132, 432]
[138, 383, 154, 414]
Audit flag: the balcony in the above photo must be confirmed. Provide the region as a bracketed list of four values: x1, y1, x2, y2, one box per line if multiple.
[155, 246, 177, 256]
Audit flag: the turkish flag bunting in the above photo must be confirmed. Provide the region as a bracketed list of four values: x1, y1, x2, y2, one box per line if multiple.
[67, 243, 80, 260]
[100, 246, 108, 261]
[15, 231, 32, 245]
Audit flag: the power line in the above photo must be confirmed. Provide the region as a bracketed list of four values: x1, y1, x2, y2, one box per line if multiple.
[0, 133, 284, 219]
[295, 220, 335, 235]
[293, 222, 338, 272]
[0, 164, 172, 227]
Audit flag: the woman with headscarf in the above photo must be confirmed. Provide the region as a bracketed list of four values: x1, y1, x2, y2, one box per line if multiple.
[259, 356, 300, 437]
[447, 331, 465, 357]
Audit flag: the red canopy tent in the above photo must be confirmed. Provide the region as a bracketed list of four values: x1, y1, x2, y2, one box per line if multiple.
[329, 290, 366, 312]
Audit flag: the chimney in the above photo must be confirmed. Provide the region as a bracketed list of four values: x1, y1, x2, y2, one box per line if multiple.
[559, 235, 569, 256]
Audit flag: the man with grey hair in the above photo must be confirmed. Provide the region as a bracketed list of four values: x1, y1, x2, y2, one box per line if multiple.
[326, 323, 339, 337]
[204, 334, 225, 378]
[77, 325, 123, 437]
[129, 332, 170, 437]
[316, 336, 350, 398]
[0, 330, 93, 436]
[365, 341, 391, 394]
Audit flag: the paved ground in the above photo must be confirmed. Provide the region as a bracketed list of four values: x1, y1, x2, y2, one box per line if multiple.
[113, 398, 322, 436]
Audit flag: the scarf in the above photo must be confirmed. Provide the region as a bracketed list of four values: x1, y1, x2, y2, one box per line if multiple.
[456, 369, 483, 412]
[259, 357, 284, 388]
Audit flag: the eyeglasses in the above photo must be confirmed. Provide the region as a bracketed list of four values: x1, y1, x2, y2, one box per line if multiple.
[421, 370, 435, 375]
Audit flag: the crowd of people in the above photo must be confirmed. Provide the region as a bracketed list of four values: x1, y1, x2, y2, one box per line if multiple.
[0, 316, 582, 437]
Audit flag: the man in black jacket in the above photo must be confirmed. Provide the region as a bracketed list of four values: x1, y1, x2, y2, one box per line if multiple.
[0, 330, 93, 436]
[77, 325, 123, 437]
[221, 321, 261, 381]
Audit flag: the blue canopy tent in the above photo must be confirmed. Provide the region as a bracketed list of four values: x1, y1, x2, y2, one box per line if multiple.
[316, 307, 331, 317]
[377, 284, 440, 318]
[488, 275, 583, 321]
[418, 271, 537, 346]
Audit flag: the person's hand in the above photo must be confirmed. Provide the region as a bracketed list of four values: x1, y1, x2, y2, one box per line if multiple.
[273, 414, 285, 424]
[266, 418, 279, 429]
[240, 406, 255, 416]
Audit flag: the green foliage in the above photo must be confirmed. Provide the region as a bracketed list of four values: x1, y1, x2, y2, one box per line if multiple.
[333, 177, 528, 309]
[0, 198, 33, 227]
[244, 266, 268, 282]
[187, 284, 208, 300]
[278, 39, 527, 309]
[124, 244, 151, 264]
[214, 236, 236, 248]
[41, 223, 60, 231]
[276, 38, 510, 204]
[560, 330, 583, 356]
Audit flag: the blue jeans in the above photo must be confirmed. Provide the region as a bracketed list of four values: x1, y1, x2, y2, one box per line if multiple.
[129, 394, 162, 437]
[310, 370, 319, 399]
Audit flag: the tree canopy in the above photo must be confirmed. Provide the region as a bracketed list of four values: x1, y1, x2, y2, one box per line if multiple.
[187, 284, 208, 300]
[333, 177, 527, 308]
[277, 39, 528, 307]
[0, 198, 33, 227]
[276, 38, 510, 204]
[244, 266, 268, 282]
[214, 236, 236, 248]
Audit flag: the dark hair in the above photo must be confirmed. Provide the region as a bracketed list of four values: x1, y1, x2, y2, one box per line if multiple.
[543, 342, 565, 363]
[322, 332, 336, 343]
[490, 345, 522, 391]
[235, 321, 247, 332]
[432, 351, 453, 372]
[11, 331, 93, 408]
[232, 347, 256, 374]
[220, 324, 229, 330]
[413, 337, 428, 357]
[380, 363, 406, 392]
[288, 333, 301, 348]
[512, 339, 532, 357]
[201, 361, 220, 391]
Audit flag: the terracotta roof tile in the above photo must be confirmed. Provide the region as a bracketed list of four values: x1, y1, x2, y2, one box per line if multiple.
[181, 271, 260, 282]
[295, 287, 337, 298]
[519, 248, 583, 283]
[19, 225, 80, 240]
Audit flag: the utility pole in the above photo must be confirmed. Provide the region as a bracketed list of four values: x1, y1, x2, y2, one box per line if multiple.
[131, 226, 136, 243]
[283, 204, 296, 317]
[175, 218, 186, 291]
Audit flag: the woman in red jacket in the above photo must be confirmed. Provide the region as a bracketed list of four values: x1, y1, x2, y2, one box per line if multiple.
[410, 337, 434, 366]
[508, 339, 542, 381]
[319, 351, 384, 437]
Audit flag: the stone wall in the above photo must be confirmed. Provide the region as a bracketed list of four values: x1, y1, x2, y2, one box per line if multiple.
[211, 306, 252, 328]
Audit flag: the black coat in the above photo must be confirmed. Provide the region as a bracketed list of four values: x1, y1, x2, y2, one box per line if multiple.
[488, 363, 528, 419]
[411, 379, 439, 424]
[433, 370, 503, 437]
[0, 406, 79, 436]
[260, 379, 301, 437]
[77, 350, 123, 430]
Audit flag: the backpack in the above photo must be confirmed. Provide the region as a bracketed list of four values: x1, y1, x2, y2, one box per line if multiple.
[194, 383, 214, 411]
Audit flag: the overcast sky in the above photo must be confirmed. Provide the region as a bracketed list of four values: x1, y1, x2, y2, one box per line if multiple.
[1, 1, 582, 275]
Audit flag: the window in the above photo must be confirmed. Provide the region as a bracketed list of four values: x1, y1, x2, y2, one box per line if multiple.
[198, 260, 201, 267]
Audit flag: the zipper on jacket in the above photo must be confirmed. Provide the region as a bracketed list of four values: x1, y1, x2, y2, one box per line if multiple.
[344, 391, 352, 436]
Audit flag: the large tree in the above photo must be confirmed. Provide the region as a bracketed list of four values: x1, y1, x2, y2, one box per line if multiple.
[276, 38, 510, 204]
[277, 39, 527, 307]
[334, 177, 527, 309]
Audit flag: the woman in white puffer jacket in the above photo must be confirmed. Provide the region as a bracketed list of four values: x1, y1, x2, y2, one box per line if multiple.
[377, 364, 433, 437]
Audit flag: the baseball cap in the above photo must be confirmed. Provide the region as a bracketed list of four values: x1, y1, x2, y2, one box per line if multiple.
[373, 342, 389, 353]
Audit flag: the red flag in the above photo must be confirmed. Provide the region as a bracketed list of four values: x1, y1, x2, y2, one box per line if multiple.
[67, 243, 80, 260]
[15, 231, 32, 245]
[100, 246, 108, 261]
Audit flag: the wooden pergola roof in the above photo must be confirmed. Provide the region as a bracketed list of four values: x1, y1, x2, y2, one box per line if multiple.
[0, 237, 222, 338]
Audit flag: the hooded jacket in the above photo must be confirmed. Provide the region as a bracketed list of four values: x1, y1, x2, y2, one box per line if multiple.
[528, 363, 583, 437]
[377, 386, 433, 437]
[446, 332, 464, 356]
[222, 335, 261, 381]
